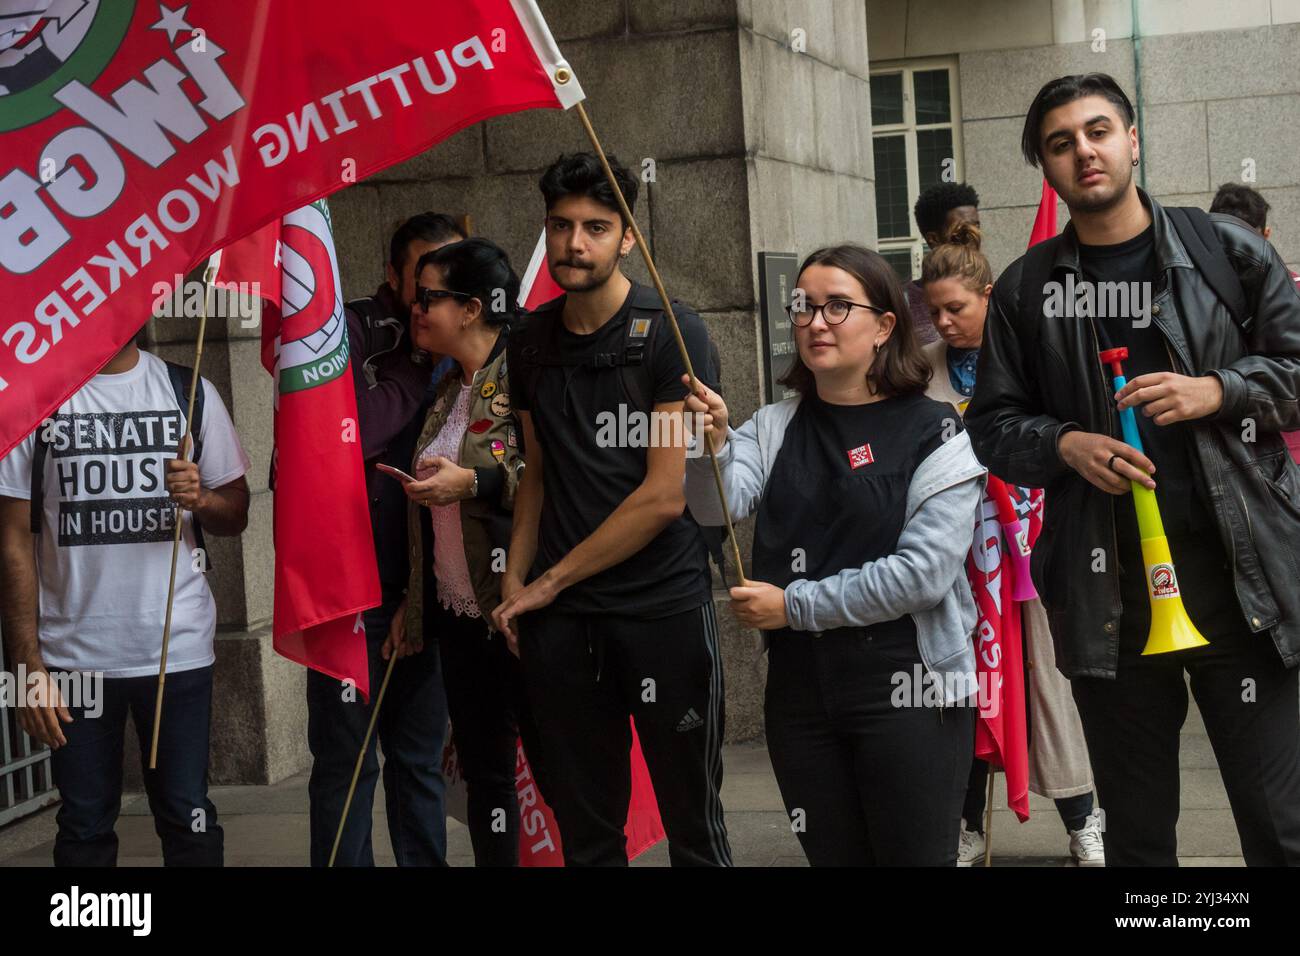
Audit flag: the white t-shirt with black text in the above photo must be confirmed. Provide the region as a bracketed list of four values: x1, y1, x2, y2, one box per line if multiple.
[0, 350, 250, 677]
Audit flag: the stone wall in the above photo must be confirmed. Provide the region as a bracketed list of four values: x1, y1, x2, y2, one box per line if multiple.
[868, 1, 1300, 276]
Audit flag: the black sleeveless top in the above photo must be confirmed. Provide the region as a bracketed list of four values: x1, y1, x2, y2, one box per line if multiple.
[751, 391, 960, 640]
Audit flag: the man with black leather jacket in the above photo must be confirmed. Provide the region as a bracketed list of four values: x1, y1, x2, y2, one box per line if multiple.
[966, 73, 1300, 866]
[306, 212, 464, 866]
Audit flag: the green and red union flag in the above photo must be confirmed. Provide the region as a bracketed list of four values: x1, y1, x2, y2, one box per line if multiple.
[215, 198, 376, 698]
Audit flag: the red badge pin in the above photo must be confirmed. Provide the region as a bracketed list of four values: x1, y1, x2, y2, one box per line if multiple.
[468, 418, 493, 434]
[847, 443, 874, 469]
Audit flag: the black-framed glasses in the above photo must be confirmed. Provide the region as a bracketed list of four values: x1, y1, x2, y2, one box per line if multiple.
[415, 286, 472, 310]
[786, 298, 885, 327]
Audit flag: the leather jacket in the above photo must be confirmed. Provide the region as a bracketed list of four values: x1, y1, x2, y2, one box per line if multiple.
[966, 191, 1300, 679]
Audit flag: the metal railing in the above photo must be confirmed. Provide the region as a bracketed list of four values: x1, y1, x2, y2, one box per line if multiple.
[0, 638, 58, 827]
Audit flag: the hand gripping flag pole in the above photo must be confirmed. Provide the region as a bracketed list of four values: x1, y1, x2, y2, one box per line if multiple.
[571, 99, 749, 585]
[148, 261, 216, 769]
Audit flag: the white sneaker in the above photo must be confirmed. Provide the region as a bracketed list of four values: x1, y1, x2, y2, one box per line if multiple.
[1068, 808, 1106, 866]
[957, 819, 986, 866]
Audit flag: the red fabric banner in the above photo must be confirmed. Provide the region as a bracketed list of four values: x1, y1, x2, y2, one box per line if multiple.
[966, 181, 1060, 823]
[0, 0, 581, 459]
[215, 200, 376, 697]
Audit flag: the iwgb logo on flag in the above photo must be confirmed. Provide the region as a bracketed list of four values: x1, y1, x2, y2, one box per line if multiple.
[265, 203, 349, 394]
[0, 0, 582, 461]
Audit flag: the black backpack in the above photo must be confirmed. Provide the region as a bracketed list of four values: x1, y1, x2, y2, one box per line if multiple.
[30, 360, 209, 562]
[1018, 206, 1251, 360]
[512, 285, 729, 580]
[512, 284, 718, 414]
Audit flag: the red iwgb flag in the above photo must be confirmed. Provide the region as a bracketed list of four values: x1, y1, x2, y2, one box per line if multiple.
[214, 200, 376, 698]
[965, 181, 1059, 823]
[0, 0, 582, 461]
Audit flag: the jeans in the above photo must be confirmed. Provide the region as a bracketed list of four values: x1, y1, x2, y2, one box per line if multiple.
[49, 665, 222, 867]
[307, 610, 449, 866]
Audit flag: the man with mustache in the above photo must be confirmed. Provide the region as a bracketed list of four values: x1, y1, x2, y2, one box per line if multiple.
[966, 73, 1300, 865]
[495, 152, 731, 866]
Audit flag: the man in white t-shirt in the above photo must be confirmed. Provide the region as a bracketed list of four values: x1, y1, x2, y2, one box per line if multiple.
[0, 332, 250, 867]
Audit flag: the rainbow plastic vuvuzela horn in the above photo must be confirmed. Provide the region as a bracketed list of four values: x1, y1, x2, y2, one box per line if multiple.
[1100, 347, 1209, 655]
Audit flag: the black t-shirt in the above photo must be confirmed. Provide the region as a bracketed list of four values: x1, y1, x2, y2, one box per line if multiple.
[1078, 225, 1240, 644]
[751, 391, 958, 641]
[510, 283, 716, 617]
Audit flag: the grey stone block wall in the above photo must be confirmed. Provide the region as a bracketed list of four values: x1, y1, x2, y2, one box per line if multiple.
[894, 12, 1300, 277]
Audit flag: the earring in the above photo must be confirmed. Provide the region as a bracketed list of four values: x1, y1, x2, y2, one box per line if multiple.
[1132, 158, 1139, 166]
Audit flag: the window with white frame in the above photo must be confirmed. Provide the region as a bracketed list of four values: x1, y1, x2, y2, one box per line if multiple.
[869, 60, 962, 283]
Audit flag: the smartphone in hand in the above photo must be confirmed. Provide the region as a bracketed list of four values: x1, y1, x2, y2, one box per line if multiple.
[375, 463, 415, 484]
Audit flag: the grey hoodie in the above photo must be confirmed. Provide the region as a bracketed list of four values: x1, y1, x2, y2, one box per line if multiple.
[685, 396, 987, 705]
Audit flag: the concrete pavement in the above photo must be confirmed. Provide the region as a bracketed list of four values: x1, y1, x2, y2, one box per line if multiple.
[0, 699, 1247, 866]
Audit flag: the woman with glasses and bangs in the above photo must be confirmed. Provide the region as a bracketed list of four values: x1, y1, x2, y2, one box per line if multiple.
[392, 237, 548, 866]
[683, 243, 985, 865]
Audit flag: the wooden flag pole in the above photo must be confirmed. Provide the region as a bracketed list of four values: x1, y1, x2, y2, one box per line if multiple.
[328, 648, 398, 867]
[572, 101, 748, 585]
[982, 768, 995, 867]
[148, 264, 215, 769]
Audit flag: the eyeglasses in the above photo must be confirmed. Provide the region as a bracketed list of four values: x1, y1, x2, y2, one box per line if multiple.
[786, 298, 886, 327]
[415, 286, 472, 310]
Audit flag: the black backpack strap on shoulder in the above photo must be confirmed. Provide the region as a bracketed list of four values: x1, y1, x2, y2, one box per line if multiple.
[513, 302, 562, 410]
[1166, 206, 1249, 333]
[347, 296, 405, 388]
[1016, 238, 1058, 370]
[164, 361, 209, 566]
[619, 288, 667, 413]
[165, 361, 204, 464]
[30, 426, 49, 534]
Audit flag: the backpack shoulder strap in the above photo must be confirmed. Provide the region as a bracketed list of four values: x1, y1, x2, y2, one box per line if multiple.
[347, 296, 404, 388]
[513, 299, 563, 411]
[624, 287, 686, 416]
[30, 428, 49, 534]
[164, 360, 209, 565]
[1166, 206, 1249, 331]
[1016, 238, 1058, 366]
[164, 361, 204, 464]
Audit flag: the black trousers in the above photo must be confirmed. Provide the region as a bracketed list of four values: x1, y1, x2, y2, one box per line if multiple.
[765, 627, 974, 866]
[1071, 628, 1300, 866]
[435, 599, 547, 867]
[519, 601, 731, 867]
